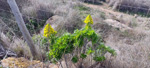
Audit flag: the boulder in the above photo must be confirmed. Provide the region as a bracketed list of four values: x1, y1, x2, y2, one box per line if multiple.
[40, 15, 63, 34]
[1, 57, 44, 68]
[104, 19, 132, 31]
[1, 57, 64, 68]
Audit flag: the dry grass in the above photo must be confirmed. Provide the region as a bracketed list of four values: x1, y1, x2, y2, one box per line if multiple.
[107, 0, 150, 16]
[77, 3, 150, 68]
[102, 29, 150, 68]
[89, 4, 150, 68]
[42, 1, 83, 33]
[1, 0, 150, 68]
[0, 0, 31, 11]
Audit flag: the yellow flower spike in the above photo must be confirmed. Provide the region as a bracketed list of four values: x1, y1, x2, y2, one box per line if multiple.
[43, 24, 50, 37]
[84, 14, 93, 24]
[43, 24, 57, 37]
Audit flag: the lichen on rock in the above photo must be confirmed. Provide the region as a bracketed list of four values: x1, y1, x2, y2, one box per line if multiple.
[1, 57, 44, 68]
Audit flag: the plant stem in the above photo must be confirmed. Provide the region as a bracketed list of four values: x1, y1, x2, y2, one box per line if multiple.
[59, 61, 63, 68]
[88, 62, 100, 68]
[64, 55, 69, 68]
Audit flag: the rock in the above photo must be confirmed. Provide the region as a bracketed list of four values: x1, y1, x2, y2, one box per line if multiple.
[1, 57, 44, 68]
[104, 19, 132, 31]
[1, 57, 69, 68]
[40, 15, 63, 34]
[46, 15, 61, 25]
[134, 14, 138, 18]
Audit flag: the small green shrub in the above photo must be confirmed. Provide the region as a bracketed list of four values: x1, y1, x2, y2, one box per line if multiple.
[26, 19, 46, 34]
[75, 5, 90, 11]
[74, 5, 91, 19]
[43, 15, 116, 66]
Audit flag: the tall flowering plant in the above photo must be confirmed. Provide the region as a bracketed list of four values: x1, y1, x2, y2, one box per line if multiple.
[43, 15, 116, 64]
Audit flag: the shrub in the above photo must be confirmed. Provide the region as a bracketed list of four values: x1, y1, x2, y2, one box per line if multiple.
[43, 15, 116, 67]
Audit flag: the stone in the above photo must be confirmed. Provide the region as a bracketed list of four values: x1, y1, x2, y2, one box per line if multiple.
[1, 57, 44, 68]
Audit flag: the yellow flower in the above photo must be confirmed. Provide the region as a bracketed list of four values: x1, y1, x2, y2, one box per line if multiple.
[84, 14, 93, 24]
[43, 24, 57, 37]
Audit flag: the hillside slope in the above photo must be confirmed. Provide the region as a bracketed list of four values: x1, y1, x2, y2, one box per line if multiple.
[1, 1, 150, 68]
[83, 3, 150, 68]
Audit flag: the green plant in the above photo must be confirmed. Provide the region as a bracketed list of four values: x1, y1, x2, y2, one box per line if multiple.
[74, 4, 91, 19]
[44, 15, 116, 66]
[75, 5, 90, 11]
[26, 19, 46, 34]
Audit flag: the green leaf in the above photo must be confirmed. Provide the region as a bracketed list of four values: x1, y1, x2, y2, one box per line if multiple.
[71, 56, 78, 63]
[93, 56, 106, 62]
[91, 33, 98, 44]
[80, 53, 87, 59]
[42, 38, 47, 44]
[87, 48, 94, 55]
[108, 49, 116, 55]
[78, 37, 84, 47]
[98, 43, 105, 49]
